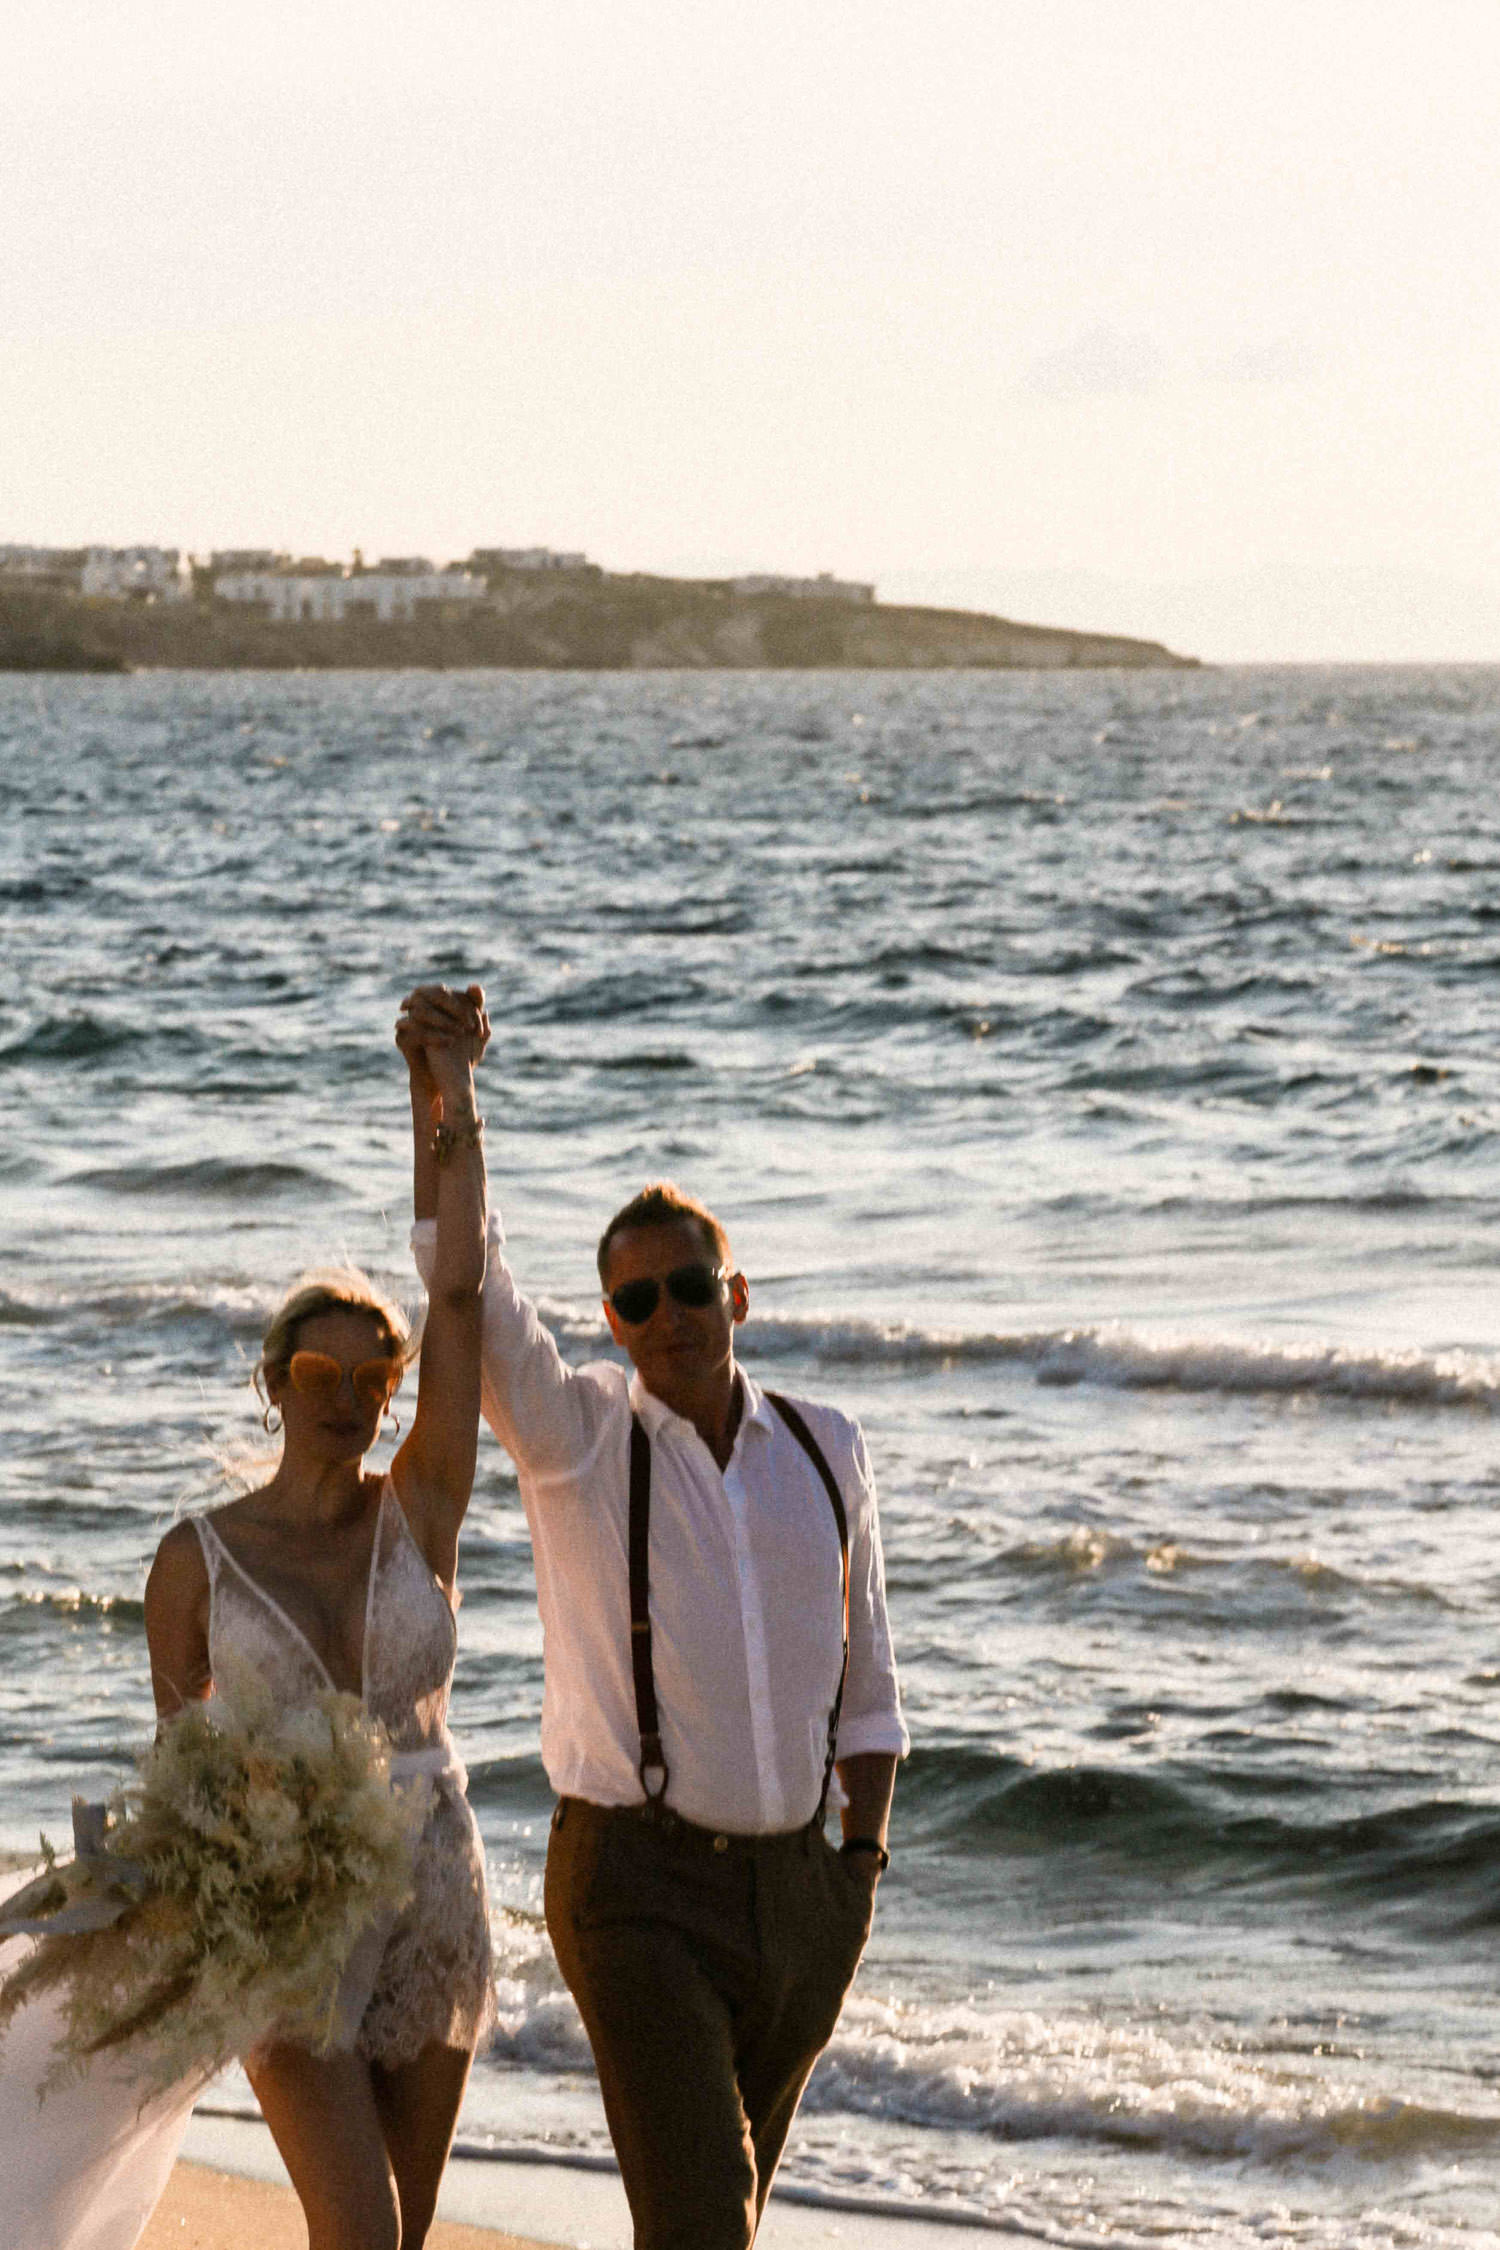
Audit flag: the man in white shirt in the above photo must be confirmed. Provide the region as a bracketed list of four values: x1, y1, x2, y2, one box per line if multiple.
[401, 990, 908, 2250]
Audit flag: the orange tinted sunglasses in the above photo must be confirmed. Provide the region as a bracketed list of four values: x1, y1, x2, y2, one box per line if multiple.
[287, 1350, 402, 1407]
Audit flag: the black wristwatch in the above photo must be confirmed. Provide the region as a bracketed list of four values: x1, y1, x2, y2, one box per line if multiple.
[840, 1836, 890, 1870]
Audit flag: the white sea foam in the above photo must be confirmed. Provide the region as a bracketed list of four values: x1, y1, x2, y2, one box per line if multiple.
[430, 1957, 1500, 2242]
[537, 1299, 1500, 1409]
[471, 1910, 1500, 2183]
[807, 1994, 1500, 2168]
[3, 1276, 274, 1337]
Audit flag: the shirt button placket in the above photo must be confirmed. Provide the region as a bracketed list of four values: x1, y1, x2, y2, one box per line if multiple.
[722, 1449, 781, 1828]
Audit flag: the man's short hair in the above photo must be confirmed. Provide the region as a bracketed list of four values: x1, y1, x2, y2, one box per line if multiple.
[596, 1181, 731, 1286]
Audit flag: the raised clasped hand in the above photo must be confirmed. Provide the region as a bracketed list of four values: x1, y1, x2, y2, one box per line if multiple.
[396, 982, 491, 1096]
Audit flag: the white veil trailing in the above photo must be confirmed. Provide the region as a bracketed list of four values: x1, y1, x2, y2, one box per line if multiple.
[0, 1908, 204, 2250]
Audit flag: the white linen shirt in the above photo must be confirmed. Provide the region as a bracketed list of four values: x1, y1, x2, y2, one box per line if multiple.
[412, 1217, 908, 1834]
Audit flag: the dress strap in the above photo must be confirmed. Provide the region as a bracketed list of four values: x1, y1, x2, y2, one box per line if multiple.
[189, 1512, 225, 1579]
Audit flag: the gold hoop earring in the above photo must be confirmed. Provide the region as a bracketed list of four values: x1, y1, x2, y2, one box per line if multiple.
[383, 1404, 401, 1438]
[262, 1404, 282, 1435]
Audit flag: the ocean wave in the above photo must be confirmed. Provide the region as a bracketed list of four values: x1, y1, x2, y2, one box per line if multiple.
[1141, 1185, 1445, 1215]
[805, 1994, 1500, 2169]
[0, 1013, 142, 1064]
[898, 1746, 1201, 1854]
[898, 1745, 1500, 1909]
[0, 873, 92, 904]
[3, 1588, 145, 1624]
[595, 905, 750, 937]
[440, 1947, 1500, 2193]
[974, 1326, 1500, 1407]
[70, 1156, 331, 1200]
[590, 1049, 699, 1073]
[435, 1933, 1500, 2215]
[8, 1278, 274, 1342]
[992, 1528, 1455, 1610]
[525, 970, 712, 1023]
[0, 1289, 65, 1327]
[462, 1735, 1500, 1911]
[100, 1279, 273, 1335]
[535, 1300, 1500, 1408]
[465, 1752, 554, 1812]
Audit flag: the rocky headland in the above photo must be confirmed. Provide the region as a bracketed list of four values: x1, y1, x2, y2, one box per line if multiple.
[0, 573, 1194, 673]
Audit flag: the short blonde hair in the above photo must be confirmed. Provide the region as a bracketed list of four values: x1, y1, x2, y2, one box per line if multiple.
[259, 1268, 414, 1389]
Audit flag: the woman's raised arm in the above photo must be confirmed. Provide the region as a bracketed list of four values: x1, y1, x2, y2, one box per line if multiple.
[392, 986, 490, 1585]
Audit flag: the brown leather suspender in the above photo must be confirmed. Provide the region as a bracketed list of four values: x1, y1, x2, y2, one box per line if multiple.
[764, 1392, 851, 1823]
[627, 1391, 851, 1822]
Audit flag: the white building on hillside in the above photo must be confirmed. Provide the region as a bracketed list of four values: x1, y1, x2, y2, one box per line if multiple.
[213, 569, 341, 621]
[214, 566, 486, 623]
[82, 547, 190, 600]
[0, 545, 88, 584]
[209, 549, 286, 573]
[729, 571, 875, 603]
[344, 568, 485, 621]
[469, 547, 595, 574]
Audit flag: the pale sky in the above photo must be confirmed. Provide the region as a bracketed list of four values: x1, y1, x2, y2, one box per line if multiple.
[3, 0, 1497, 662]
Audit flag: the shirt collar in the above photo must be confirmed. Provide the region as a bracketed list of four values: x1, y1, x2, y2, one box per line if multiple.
[737, 1368, 772, 1432]
[627, 1369, 673, 1433]
[627, 1364, 769, 1449]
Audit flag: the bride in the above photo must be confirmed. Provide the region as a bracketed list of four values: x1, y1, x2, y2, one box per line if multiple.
[2, 987, 493, 2250]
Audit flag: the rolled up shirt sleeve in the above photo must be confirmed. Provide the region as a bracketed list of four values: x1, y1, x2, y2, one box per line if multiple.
[411, 1213, 601, 1481]
[832, 1421, 910, 1762]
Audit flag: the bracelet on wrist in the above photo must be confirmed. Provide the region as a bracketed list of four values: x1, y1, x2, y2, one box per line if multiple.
[432, 1114, 485, 1167]
[839, 1836, 890, 1870]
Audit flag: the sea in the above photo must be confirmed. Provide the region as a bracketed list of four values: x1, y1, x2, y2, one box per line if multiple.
[4, 662, 1500, 2247]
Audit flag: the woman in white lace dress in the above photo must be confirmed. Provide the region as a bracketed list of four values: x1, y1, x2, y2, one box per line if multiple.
[139, 988, 494, 2250]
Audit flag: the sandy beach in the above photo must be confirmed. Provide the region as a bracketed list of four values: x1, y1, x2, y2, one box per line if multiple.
[140, 2163, 538, 2250]
[141, 2160, 1021, 2248]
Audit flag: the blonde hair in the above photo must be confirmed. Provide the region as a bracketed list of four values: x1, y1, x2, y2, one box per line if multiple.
[258, 1268, 414, 1394]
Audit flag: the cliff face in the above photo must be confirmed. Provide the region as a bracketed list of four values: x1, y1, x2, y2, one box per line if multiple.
[0, 589, 129, 670]
[0, 578, 1195, 672]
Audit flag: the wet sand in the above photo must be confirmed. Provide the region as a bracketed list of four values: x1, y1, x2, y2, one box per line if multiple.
[158, 2113, 1016, 2246]
[139, 2161, 542, 2248]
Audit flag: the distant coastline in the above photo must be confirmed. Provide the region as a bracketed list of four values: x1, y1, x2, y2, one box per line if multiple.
[0, 569, 1196, 674]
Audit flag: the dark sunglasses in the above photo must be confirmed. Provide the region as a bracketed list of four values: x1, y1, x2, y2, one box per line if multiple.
[607, 1263, 728, 1326]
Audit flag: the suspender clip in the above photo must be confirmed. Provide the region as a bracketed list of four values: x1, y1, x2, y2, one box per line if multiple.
[639, 1732, 670, 1806]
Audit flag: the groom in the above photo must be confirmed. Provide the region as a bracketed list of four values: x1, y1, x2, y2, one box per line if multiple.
[399, 986, 907, 2250]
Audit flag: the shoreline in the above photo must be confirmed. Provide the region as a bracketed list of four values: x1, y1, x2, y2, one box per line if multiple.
[170, 2112, 1021, 2248]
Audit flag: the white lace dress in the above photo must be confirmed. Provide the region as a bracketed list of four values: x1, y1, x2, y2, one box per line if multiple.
[194, 1479, 493, 2063]
[0, 1478, 493, 2249]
